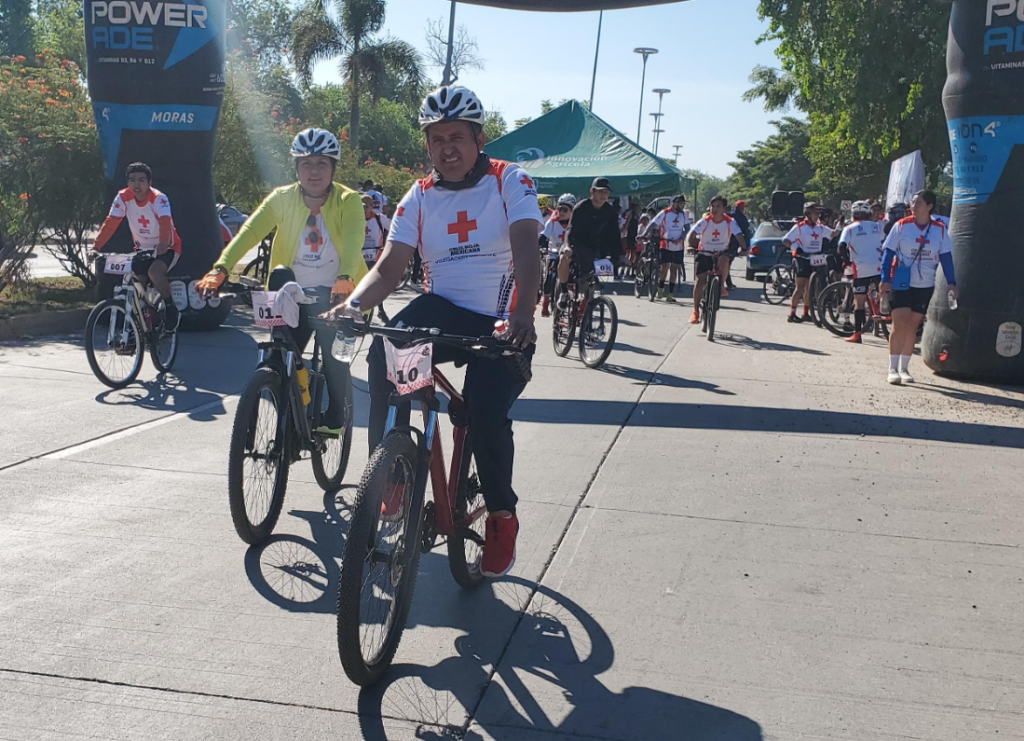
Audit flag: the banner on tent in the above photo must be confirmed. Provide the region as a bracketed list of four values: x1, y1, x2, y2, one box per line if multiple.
[886, 150, 925, 207]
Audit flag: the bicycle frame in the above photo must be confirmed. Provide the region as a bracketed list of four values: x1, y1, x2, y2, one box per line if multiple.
[254, 326, 325, 453]
[111, 273, 156, 344]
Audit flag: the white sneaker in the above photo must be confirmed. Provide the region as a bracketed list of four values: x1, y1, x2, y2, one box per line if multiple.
[899, 370, 915, 384]
[887, 370, 902, 385]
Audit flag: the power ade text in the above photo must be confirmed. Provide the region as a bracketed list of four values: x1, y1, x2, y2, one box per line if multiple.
[91, 2, 207, 51]
[986, 0, 1024, 54]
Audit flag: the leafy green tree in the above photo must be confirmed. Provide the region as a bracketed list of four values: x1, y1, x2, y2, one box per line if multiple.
[33, 0, 86, 75]
[0, 0, 34, 58]
[678, 168, 730, 216]
[291, 0, 423, 149]
[358, 97, 423, 169]
[727, 117, 815, 218]
[483, 110, 507, 142]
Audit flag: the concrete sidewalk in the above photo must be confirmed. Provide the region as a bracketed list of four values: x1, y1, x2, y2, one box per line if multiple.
[1, 277, 1023, 740]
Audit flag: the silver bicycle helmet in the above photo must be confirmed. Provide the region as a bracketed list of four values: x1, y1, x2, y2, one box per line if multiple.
[419, 85, 486, 131]
[290, 128, 341, 160]
[851, 200, 872, 216]
[557, 193, 577, 208]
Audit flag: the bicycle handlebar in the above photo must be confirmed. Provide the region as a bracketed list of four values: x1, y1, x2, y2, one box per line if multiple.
[308, 316, 524, 358]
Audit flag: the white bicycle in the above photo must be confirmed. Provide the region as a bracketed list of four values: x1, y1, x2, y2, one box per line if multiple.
[84, 253, 185, 388]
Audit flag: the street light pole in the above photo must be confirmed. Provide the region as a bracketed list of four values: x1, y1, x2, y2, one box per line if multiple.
[672, 144, 683, 162]
[651, 88, 670, 154]
[633, 48, 658, 143]
[589, 10, 603, 111]
[650, 112, 663, 151]
[442, 0, 457, 86]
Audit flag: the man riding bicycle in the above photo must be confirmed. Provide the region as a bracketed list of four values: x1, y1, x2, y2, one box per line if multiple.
[837, 200, 885, 343]
[640, 193, 691, 302]
[196, 127, 368, 435]
[332, 85, 543, 578]
[557, 177, 618, 307]
[92, 162, 183, 329]
[687, 195, 747, 324]
[539, 193, 575, 317]
[783, 201, 834, 323]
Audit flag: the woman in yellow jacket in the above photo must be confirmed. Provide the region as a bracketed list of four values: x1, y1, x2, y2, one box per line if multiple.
[197, 128, 367, 434]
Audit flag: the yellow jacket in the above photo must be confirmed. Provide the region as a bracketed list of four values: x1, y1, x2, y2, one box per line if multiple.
[214, 182, 368, 286]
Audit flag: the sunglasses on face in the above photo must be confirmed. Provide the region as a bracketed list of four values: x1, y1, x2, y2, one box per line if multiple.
[558, 206, 571, 213]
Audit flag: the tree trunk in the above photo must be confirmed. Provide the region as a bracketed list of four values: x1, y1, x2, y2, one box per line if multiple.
[349, 44, 360, 150]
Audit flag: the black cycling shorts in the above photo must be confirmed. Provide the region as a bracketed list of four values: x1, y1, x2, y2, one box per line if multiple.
[659, 249, 684, 265]
[694, 252, 722, 276]
[131, 250, 177, 276]
[792, 255, 813, 279]
[853, 276, 878, 295]
[889, 286, 934, 315]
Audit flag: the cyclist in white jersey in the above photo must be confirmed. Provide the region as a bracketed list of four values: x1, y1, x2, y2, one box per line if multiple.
[92, 162, 182, 328]
[335, 85, 542, 578]
[686, 195, 746, 324]
[539, 193, 575, 316]
[783, 202, 834, 323]
[639, 194, 691, 302]
[837, 201, 885, 343]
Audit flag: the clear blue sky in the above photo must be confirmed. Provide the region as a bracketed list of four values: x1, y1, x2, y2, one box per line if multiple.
[312, 0, 784, 179]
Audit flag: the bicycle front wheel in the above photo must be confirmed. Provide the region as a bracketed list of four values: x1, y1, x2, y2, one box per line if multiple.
[762, 264, 793, 305]
[705, 276, 720, 342]
[817, 282, 856, 338]
[447, 445, 487, 590]
[552, 287, 577, 357]
[311, 371, 353, 491]
[227, 367, 291, 544]
[809, 271, 826, 327]
[578, 296, 618, 368]
[85, 299, 145, 389]
[149, 315, 178, 373]
[337, 431, 423, 686]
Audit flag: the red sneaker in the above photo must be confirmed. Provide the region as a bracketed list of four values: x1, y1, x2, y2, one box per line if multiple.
[845, 332, 862, 344]
[380, 480, 406, 522]
[540, 295, 551, 318]
[481, 513, 519, 577]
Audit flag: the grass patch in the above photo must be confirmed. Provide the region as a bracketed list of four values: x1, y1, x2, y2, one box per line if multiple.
[0, 277, 96, 317]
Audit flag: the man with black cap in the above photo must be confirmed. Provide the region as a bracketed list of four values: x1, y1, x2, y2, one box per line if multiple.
[557, 177, 620, 305]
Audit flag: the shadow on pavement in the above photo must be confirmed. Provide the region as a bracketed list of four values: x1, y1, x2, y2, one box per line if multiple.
[612, 342, 661, 357]
[356, 576, 762, 741]
[911, 381, 1024, 411]
[515, 399, 1024, 449]
[599, 363, 736, 395]
[716, 333, 828, 356]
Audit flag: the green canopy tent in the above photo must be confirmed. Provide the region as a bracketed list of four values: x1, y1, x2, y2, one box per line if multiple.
[484, 100, 692, 199]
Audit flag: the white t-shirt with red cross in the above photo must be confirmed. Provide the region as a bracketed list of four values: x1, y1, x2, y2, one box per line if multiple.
[881, 216, 953, 289]
[542, 216, 569, 260]
[691, 214, 742, 253]
[784, 219, 834, 256]
[292, 211, 340, 288]
[107, 187, 182, 253]
[388, 159, 543, 318]
[651, 207, 692, 252]
[838, 219, 884, 278]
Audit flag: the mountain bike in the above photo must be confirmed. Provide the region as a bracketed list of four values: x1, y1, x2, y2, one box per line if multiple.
[326, 318, 528, 686]
[762, 261, 795, 305]
[219, 281, 355, 545]
[84, 253, 181, 388]
[695, 251, 725, 342]
[552, 262, 618, 368]
[633, 235, 660, 301]
[817, 273, 891, 340]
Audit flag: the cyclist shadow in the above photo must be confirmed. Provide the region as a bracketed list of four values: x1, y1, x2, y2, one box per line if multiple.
[93, 375, 227, 420]
[356, 575, 762, 741]
[715, 333, 829, 356]
[599, 363, 736, 395]
[243, 487, 356, 613]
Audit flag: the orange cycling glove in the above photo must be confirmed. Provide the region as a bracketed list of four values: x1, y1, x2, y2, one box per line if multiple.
[196, 270, 226, 297]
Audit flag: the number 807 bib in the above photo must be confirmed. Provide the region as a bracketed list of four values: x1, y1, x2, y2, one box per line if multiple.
[384, 340, 434, 396]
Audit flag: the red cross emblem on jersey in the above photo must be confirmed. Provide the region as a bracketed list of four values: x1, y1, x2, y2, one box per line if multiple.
[520, 174, 535, 190]
[137, 214, 151, 229]
[305, 229, 320, 253]
[711, 229, 721, 239]
[447, 211, 478, 242]
[397, 206, 405, 217]
[915, 234, 930, 246]
[811, 231, 819, 240]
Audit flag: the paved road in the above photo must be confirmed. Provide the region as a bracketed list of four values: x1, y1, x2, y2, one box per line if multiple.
[2, 275, 1023, 740]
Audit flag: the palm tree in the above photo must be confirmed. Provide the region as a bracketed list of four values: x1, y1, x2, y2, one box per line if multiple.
[291, 0, 423, 150]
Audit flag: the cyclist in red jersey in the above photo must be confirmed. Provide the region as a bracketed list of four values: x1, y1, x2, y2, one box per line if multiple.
[92, 162, 182, 328]
[333, 85, 542, 578]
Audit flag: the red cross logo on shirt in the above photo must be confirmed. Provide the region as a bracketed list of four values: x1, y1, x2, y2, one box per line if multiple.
[396, 206, 405, 217]
[137, 214, 151, 229]
[915, 234, 930, 246]
[447, 211, 478, 242]
[711, 229, 721, 239]
[811, 231, 819, 240]
[305, 229, 320, 253]
[520, 174, 535, 189]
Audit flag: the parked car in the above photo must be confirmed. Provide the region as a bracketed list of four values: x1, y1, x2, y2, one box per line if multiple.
[217, 204, 248, 236]
[745, 220, 795, 280]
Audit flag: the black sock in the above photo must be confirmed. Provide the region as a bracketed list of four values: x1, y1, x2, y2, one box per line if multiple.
[659, 280, 665, 289]
[854, 309, 865, 334]
[559, 282, 568, 293]
[669, 283, 675, 293]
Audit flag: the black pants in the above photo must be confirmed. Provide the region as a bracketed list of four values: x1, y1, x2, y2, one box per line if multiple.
[291, 289, 350, 429]
[367, 294, 530, 513]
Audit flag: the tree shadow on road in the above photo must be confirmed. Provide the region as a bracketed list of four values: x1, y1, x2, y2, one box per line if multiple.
[355, 576, 763, 741]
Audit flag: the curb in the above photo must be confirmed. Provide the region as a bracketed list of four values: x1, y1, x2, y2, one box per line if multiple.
[0, 308, 91, 341]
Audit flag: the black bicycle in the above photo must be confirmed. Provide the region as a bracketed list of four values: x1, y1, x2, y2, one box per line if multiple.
[633, 234, 660, 301]
[219, 280, 354, 544]
[552, 268, 618, 368]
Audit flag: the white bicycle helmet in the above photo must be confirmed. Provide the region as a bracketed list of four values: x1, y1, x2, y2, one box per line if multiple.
[290, 128, 341, 160]
[419, 85, 486, 131]
[851, 200, 872, 216]
[557, 193, 577, 208]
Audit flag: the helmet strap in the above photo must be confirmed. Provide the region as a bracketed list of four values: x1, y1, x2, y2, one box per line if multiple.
[432, 153, 490, 191]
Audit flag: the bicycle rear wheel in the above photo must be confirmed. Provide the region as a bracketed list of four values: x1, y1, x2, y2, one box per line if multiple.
[809, 271, 826, 327]
[706, 276, 720, 342]
[648, 262, 659, 301]
[337, 431, 423, 686]
[817, 282, 857, 338]
[552, 286, 576, 357]
[310, 368, 354, 492]
[578, 296, 618, 368]
[227, 367, 290, 544]
[762, 264, 793, 305]
[85, 299, 145, 389]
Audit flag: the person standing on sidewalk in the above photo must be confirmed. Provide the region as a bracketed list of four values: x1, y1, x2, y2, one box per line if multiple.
[727, 200, 752, 289]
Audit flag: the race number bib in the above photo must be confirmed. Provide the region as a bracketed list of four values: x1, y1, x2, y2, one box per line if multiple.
[384, 340, 433, 396]
[810, 254, 827, 267]
[251, 291, 285, 328]
[362, 248, 379, 263]
[103, 254, 134, 275]
[593, 259, 614, 277]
